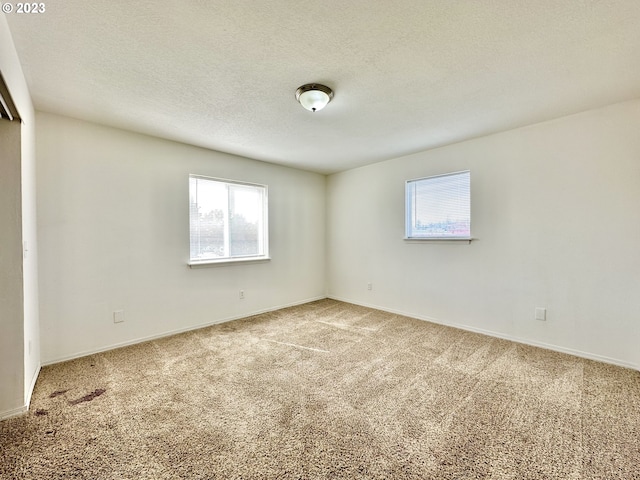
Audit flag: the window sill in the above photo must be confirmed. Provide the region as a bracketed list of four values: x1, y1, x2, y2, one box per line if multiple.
[188, 257, 271, 268]
[404, 237, 474, 244]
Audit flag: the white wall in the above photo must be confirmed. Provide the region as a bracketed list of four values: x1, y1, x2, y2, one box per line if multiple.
[0, 13, 39, 420]
[36, 112, 326, 364]
[21, 100, 40, 404]
[327, 99, 640, 369]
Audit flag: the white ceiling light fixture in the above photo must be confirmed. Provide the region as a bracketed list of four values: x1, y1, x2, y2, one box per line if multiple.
[295, 83, 334, 112]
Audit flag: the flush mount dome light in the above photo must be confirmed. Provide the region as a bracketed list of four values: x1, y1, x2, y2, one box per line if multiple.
[295, 83, 334, 112]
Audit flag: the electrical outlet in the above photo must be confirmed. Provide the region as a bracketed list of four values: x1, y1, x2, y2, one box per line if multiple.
[367, 283, 373, 291]
[239, 290, 245, 300]
[113, 310, 125, 323]
[535, 307, 546, 321]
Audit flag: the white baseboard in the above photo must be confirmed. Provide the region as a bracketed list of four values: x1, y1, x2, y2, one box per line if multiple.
[328, 295, 639, 372]
[43, 296, 327, 366]
[0, 404, 28, 422]
[0, 365, 42, 421]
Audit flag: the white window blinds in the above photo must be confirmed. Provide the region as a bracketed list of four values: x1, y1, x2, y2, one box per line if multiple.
[405, 171, 471, 239]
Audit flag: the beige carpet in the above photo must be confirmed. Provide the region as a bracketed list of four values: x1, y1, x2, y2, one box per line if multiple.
[2, 299, 639, 479]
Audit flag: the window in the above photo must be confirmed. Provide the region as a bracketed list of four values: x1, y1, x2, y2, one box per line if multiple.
[189, 175, 268, 264]
[405, 170, 470, 240]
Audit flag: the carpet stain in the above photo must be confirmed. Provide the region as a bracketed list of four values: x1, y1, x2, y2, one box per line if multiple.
[35, 409, 48, 416]
[49, 389, 69, 398]
[68, 389, 106, 406]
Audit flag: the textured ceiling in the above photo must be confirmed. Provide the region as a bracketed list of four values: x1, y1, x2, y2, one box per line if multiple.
[5, 1, 640, 174]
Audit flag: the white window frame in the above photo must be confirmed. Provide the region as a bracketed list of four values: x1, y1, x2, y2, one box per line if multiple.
[405, 170, 471, 241]
[189, 175, 269, 266]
